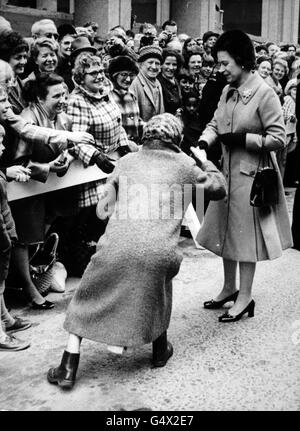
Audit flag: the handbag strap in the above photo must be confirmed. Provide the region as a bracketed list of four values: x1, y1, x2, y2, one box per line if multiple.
[260, 138, 276, 170]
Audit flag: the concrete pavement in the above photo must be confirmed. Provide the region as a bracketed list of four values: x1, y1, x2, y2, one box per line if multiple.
[0, 191, 299, 411]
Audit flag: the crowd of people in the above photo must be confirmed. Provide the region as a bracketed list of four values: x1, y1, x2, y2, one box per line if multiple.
[0, 14, 298, 390]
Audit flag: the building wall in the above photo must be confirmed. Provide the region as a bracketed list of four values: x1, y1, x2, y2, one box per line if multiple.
[171, 0, 220, 37]
[0, 0, 299, 43]
[0, 4, 73, 36]
[74, 0, 131, 37]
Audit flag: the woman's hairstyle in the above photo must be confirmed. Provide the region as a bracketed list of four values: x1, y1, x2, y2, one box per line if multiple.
[0, 59, 13, 87]
[177, 68, 194, 82]
[213, 29, 256, 72]
[162, 48, 182, 71]
[73, 52, 102, 85]
[256, 55, 272, 67]
[182, 38, 198, 62]
[31, 37, 59, 61]
[142, 113, 183, 147]
[202, 53, 215, 67]
[272, 58, 289, 75]
[0, 83, 7, 98]
[185, 48, 203, 68]
[0, 31, 29, 62]
[23, 72, 64, 103]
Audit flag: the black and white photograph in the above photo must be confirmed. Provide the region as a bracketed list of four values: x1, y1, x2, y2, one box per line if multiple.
[0, 0, 299, 415]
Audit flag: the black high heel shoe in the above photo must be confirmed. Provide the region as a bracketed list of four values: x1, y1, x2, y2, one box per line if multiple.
[218, 299, 255, 322]
[31, 300, 54, 310]
[203, 291, 239, 309]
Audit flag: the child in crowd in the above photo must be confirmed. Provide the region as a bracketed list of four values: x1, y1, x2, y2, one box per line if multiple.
[0, 124, 31, 351]
[176, 90, 202, 155]
[177, 69, 195, 97]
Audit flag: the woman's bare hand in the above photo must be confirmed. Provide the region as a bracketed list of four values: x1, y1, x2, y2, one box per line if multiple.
[68, 131, 94, 145]
[6, 165, 31, 182]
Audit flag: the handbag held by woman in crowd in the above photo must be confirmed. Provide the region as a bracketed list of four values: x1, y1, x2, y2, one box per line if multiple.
[29, 233, 59, 297]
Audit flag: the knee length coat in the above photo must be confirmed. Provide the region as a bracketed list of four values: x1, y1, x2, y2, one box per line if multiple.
[64, 141, 227, 346]
[198, 71, 293, 262]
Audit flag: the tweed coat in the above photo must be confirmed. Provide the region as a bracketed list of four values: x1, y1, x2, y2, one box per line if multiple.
[64, 142, 227, 346]
[130, 73, 165, 122]
[198, 71, 293, 262]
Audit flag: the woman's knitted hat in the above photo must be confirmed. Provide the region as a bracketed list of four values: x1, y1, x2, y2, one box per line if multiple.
[138, 45, 163, 64]
[108, 55, 139, 78]
[284, 78, 297, 95]
[142, 113, 183, 147]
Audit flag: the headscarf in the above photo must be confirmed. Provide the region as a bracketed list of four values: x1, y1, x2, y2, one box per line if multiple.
[141, 113, 183, 150]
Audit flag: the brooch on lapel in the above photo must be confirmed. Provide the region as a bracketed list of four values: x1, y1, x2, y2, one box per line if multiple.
[241, 88, 252, 101]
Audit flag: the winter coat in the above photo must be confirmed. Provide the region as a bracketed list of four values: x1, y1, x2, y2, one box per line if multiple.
[198, 71, 293, 262]
[64, 141, 227, 346]
[0, 171, 17, 253]
[130, 73, 165, 122]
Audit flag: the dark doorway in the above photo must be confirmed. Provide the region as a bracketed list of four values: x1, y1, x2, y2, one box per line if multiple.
[132, 0, 157, 25]
[221, 0, 262, 36]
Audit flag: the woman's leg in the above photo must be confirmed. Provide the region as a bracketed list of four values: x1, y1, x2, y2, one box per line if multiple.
[227, 262, 256, 316]
[47, 333, 81, 389]
[66, 333, 82, 353]
[213, 258, 238, 301]
[0, 295, 15, 329]
[10, 244, 46, 305]
[0, 290, 7, 342]
[152, 330, 173, 367]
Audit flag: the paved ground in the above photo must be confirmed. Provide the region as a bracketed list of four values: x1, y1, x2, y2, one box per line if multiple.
[0, 190, 299, 411]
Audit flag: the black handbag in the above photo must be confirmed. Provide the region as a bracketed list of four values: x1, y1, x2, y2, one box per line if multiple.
[250, 151, 279, 208]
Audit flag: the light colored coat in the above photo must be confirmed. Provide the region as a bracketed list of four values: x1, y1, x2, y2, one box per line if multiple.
[198, 71, 293, 262]
[64, 142, 227, 346]
[130, 73, 165, 122]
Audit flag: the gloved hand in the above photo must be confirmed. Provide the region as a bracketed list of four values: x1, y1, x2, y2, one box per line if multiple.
[219, 133, 246, 148]
[198, 140, 209, 151]
[92, 151, 115, 174]
[118, 145, 132, 157]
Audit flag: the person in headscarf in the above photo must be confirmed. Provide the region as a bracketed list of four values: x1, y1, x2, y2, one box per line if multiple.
[47, 112, 227, 390]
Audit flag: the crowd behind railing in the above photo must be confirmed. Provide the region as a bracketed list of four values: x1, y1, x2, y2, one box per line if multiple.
[0, 15, 299, 352]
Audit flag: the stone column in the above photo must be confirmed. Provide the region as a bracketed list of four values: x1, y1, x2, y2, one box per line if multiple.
[262, 0, 299, 44]
[156, 0, 170, 26]
[75, 0, 130, 36]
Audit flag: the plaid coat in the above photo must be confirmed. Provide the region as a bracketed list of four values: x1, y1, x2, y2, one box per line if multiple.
[111, 88, 144, 143]
[67, 82, 129, 207]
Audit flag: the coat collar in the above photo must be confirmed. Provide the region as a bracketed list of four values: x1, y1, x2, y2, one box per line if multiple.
[137, 72, 160, 109]
[226, 71, 264, 104]
[73, 78, 113, 101]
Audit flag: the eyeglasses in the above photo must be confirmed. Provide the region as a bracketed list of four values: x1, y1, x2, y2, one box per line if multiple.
[118, 72, 136, 79]
[44, 33, 59, 40]
[85, 69, 105, 78]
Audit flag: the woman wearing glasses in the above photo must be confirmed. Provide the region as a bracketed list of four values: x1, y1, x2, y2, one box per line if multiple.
[64, 53, 132, 257]
[108, 55, 143, 145]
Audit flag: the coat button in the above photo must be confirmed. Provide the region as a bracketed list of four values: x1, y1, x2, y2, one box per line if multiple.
[227, 121, 230, 126]
[249, 170, 256, 176]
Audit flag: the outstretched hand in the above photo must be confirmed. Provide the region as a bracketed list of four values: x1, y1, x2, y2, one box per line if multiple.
[190, 146, 207, 165]
[6, 165, 31, 182]
[68, 131, 95, 145]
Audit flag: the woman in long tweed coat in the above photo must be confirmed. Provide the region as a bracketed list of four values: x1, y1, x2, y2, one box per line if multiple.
[198, 30, 293, 323]
[47, 113, 227, 389]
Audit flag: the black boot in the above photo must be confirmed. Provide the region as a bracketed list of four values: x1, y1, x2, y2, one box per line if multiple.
[47, 350, 80, 389]
[152, 331, 173, 368]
